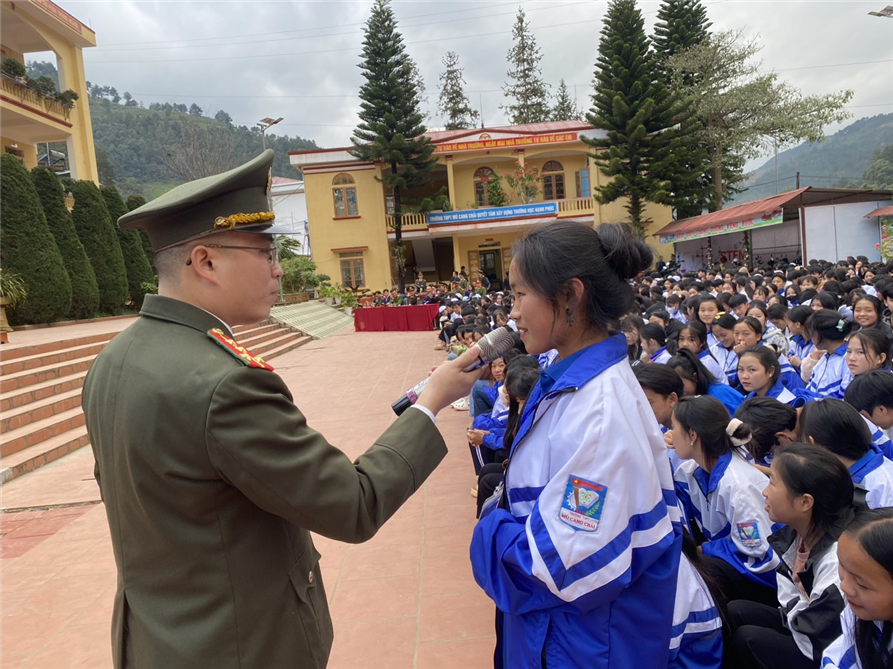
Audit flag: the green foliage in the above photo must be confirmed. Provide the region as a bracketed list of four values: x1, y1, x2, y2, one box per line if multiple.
[487, 173, 509, 207]
[102, 185, 154, 308]
[502, 8, 551, 125]
[280, 256, 323, 293]
[67, 179, 128, 313]
[503, 162, 541, 204]
[125, 195, 154, 269]
[437, 51, 479, 130]
[0, 270, 28, 307]
[351, 0, 435, 291]
[0, 155, 72, 324]
[653, 0, 711, 62]
[2, 57, 26, 78]
[586, 0, 685, 237]
[551, 80, 580, 122]
[30, 166, 99, 319]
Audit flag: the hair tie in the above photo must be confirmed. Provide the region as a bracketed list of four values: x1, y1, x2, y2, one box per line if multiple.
[726, 418, 749, 447]
[836, 319, 845, 332]
[714, 312, 726, 321]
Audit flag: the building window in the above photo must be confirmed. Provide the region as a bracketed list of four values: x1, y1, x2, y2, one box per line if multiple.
[332, 173, 358, 217]
[541, 160, 565, 201]
[339, 252, 365, 288]
[474, 167, 495, 207]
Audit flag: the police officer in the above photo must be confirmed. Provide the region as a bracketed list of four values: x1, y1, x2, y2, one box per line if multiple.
[82, 150, 482, 668]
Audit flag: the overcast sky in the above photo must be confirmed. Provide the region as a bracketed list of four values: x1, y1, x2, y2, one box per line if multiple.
[54, 0, 892, 167]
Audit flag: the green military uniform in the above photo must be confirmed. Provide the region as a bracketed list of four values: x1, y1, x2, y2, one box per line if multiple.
[83, 152, 448, 668]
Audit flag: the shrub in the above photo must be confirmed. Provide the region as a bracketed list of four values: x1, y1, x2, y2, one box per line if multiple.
[0, 155, 72, 324]
[126, 195, 154, 267]
[102, 185, 154, 308]
[31, 166, 99, 319]
[66, 179, 128, 313]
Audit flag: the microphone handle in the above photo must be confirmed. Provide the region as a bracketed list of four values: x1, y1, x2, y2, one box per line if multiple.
[391, 345, 490, 416]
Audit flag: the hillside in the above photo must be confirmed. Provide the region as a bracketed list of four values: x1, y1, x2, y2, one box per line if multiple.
[736, 113, 893, 202]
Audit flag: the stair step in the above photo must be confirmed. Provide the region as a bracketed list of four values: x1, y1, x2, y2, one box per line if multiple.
[261, 335, 313, 361]
[0, 331, 117, 362]
[0, 426, 91, 485]
[232, 320, 270, 335]
[234, 323, 280, 339]
[0, 340, 107, 376]
[0, 387, 82, 435]
[0, 355, 96, 394]
[239, 328, 291, 350]
[1, 406, 86, 458]
[0, 370, 87, 413]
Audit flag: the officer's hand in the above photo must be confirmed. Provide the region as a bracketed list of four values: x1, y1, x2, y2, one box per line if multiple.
[415, 345, 485, 415]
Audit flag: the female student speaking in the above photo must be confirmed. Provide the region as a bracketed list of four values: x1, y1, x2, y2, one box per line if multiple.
[470, 221, 681, 668]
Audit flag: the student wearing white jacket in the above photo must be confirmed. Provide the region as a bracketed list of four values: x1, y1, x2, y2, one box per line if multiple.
[470, 221, 681, 669]
[728, 443, 853, 669]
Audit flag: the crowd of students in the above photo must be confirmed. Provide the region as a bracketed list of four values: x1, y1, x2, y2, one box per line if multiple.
[440, 246, 893, 668]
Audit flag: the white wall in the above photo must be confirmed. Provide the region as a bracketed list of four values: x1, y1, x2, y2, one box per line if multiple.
[675, 233, 746, 272]
[803, 201, 888, 263]
[271, 182, 310, 254]
[751, 220, 801, 266]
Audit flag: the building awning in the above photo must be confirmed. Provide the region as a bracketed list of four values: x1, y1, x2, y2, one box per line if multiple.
[657, 188, 809, 244]
[866, 205, 893, 218]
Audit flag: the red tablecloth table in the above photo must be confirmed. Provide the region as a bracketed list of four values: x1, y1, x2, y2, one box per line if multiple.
[354, 304, 440, 332]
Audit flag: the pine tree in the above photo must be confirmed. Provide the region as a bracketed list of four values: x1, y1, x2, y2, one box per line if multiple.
[585, 0, 688, 238]
[437, 51, 479, 130]
[502, 8, 551, 125]
[0, 155, 72, 325]
[653, 0, 711, 63]
[351, 0, 435, 292]
[126, 195, 154, 269]
[30, 166, 99, 319]
[67, 179, 128, 313]
[102, 185, 154, 308]
[551, 79, 580, 121]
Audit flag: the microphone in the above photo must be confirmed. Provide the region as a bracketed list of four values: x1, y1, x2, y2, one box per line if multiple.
[391, 328, 516, 416]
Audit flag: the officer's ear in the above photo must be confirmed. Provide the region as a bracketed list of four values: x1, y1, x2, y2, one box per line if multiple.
[186, 245, 223, 286]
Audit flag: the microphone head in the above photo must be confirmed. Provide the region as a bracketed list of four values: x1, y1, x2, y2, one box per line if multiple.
[476, 327, 516, 363]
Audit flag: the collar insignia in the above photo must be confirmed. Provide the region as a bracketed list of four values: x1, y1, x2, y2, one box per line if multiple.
[207, 328, 274, 371]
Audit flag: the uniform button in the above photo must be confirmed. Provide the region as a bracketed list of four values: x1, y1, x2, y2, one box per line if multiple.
[308, 571, 314, 583]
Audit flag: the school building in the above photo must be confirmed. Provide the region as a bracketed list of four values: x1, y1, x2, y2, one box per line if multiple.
[1, 0, 98, 182]
[289, 121, 675, 291]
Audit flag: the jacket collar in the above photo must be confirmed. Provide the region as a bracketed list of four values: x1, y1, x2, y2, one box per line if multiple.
[140, 294, 228, 335]
[693, 451, 733, 496]
[849, 444, 885, 484]
[769, 524, 840, 594]
[649, 345, 668, 363]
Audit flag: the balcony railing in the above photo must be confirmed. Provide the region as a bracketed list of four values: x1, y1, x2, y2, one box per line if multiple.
[557, 197, 594, 217]
[0, 75, 72, 123]
[385, 212, 428, 230]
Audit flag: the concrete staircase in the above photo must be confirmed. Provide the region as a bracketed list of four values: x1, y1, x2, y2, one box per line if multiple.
[0, 320, 311, 485]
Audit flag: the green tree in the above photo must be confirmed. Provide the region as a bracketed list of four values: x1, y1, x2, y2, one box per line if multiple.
[30, 166, 99, 319]
[502, 8, 551, 125]
[667, 30, 853, 209]
[486, 172, 509, 207]
[102, 185, 154, 308]
[653, 0, 711, 66]
[551, 79, 580, 121]
[189, 103, 203, 116]
[95, 145, 116, 186]
[585, 0, 684, 238]
[67, 179, 128, 313]
[214, 109, 233, 125]
[437, 51, 479, 130]
[126, 195, 154, 267]
[0, 155, 72, 324]
[350, 0, 435, 292]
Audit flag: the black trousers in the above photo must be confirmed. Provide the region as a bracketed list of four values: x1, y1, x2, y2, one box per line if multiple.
[702, 554, 779, 607]
[476, 463, 504, 518]
[726, 600, 816, 669]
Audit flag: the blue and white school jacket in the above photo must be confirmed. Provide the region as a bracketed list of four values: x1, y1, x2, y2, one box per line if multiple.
[807, 343, 853, 400]
[699, 350, 729, 385]
[709, 343, 739, 386]
[470, 334, 682, 669]
[778, 352, 807, 393]
[849, 445, 893, 509]
[822, 607, 893, 668]
[745, 379, 807, 408]
[789, 334, 815, 367]
[669, 554, 722, 669]
[651, 346, 672, 364]
[864, 416, 893, 460]
[675, 452, 780, 588]
[707, 383, 744, 417]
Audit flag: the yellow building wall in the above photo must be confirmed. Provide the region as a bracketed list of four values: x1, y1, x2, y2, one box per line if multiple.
[0, 135, 37, 169]
[304, 166, 394, 291]
[453, 231, 523, 281]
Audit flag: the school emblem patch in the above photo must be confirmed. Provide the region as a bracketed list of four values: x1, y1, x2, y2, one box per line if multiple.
[736, 521, 762, 547]
[559, 476, 607, 532]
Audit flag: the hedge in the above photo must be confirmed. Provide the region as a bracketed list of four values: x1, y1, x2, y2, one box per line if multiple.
[102, 185, 154, 308]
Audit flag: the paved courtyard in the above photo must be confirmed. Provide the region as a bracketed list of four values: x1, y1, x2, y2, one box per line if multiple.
[1, 321, 495, 668]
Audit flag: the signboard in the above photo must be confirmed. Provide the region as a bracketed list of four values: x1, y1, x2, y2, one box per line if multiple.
[428, 202, 559, 225]
[660, 209, 785, 244]
[434, 133, 578, 154]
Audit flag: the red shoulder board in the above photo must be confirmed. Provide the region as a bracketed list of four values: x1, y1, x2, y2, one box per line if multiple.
[207, 328, 274, 371]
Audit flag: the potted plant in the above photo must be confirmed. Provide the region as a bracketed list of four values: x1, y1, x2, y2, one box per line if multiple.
[341, 289, 359, 316]
[319, 284, 336, 306]
[0, 269, 27, 344]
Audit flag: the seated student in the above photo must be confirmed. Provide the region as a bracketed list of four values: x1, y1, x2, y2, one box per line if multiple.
[735, 397, 800, 472]
[671, 396, 780, 605]
[621, 315, 645, 367]
[634, 364, 684, 472]
[729, 293, 749, 319]
[677, 320, 729, 385]
[738, 345, 808, 408]
[785, 306, 815, 370]
[696, 295, 724, 349]
[821, 507, 893, 669]
[666, 293, 686, 323]
[668, 349, 744, 417]
[748, 302, 790, 356]
[847, 370, 893, 448]
[710, 313, 740, 386]
[801, 311, 856, 399]
[846, 328, 891, 379]
[767, 303, 789, 337]
[469, 348, 512, 422]
[670, 531, 724, 669]
[735, 316, 804, 394]
[800, 399, 893, 509]
[640, 322, 671, 364]
[728, 443, 853, 669]
[853, 295, 893, 337]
